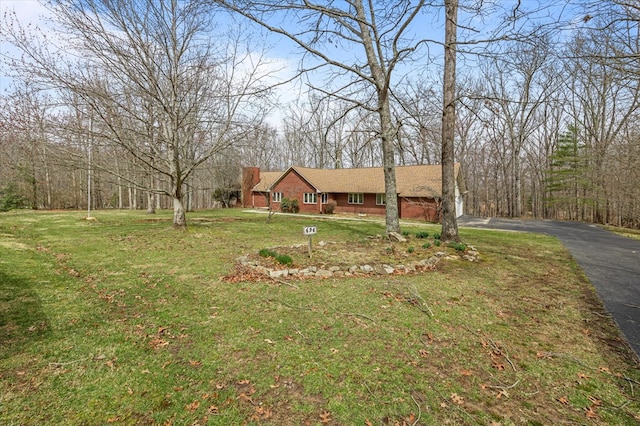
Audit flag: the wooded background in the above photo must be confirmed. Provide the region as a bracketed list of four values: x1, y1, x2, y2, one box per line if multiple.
[1, 1, 638, 229]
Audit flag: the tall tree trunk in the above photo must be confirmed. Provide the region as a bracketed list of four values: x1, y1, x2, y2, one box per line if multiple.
[380, 99, 401, 234]
[353, 0, 401, 235]
[173, 196, 187, 228]
[441, 0, 460, 242]
[147, 192, 156, 214]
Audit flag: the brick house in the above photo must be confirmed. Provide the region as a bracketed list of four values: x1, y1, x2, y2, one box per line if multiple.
[241, 164, 464, 221]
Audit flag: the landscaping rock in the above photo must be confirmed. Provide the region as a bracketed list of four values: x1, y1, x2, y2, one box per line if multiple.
[360, 264, 374, 273]
[315, 269, 333, 278]
[269, 269, 289, 279]
[388, 231, 407, 242]
[421, 257, 440, 267]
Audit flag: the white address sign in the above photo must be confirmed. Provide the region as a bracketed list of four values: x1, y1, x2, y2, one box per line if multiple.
[303, 226, 317, 235]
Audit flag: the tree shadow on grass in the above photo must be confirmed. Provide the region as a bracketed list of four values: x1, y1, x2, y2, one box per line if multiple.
[0, 271, 51, 359]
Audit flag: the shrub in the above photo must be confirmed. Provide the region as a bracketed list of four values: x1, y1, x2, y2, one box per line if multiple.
[0, 184, 26, 212]
[324, 200, 336, 214]
[449, 242, 467, 252]
[433, 232, 441, 240]
[280, 198, 299, 213]
[407, 246, 415, 253]
[289, 198, 300, 213]
[434, 240, 441, 247]
[259, 248, 277, 258]
[415, 231, 429, 239]
[275, 254, 293, 266]
[422, 242, 431, 249]
[280, 198, 291, 213]
[402, 230, 410, 236]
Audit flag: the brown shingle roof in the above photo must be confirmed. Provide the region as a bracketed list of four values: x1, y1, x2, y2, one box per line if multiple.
[251, 171, 282, 192]
[253, 164, 460, 198]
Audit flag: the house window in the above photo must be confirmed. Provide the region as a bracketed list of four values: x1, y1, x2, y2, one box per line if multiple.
[304, 193, 317, 204]
[376, 193, 386, 205]
[272, 192, 282, 202]
[348, 193, 364, 204]
[321, 193, 328, 204]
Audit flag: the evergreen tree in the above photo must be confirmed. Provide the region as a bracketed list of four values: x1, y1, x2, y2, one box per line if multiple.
[545, 126, 590, 220]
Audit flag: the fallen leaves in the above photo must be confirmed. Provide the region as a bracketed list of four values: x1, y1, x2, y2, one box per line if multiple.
[185, 400, 200, 413]
[319, 410, 332, 423]
[584, 405, 598, 419]
[451, 393, 464, 405]
[148, 338, 169, 349]
[251, 406, 272, 421]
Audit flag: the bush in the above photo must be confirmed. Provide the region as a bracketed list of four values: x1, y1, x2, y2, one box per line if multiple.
[275, 254, 293, 266]
[422, 242, 431, 249]
[259, 248, 277, 258]
[449, 242, 467, 252]
[280, 198, 291, 213]
[259, 249, 293, 266]
[407, 246, 415, 253]
[402, 230, 410, 236]
[0, 184, 26, 212]
[323, 200, 336, 214]
[415, 231, 429, 239]
[280, 198, 299, 213]
[434, 239, 441, 247]
[433, 232, 441, 240]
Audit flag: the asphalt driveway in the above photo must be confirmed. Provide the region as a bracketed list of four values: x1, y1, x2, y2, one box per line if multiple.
[458, 216, 640, 359]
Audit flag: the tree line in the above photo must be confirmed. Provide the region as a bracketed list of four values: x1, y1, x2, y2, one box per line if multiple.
[1, 1, 638, 230]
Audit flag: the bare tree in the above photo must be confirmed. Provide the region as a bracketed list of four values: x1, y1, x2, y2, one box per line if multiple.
[441, 0, 460, 242]
[214, 0, 432, 235]
[3, 0, 270, 227]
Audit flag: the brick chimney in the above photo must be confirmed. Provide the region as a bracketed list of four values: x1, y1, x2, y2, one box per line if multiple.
[241, 167, 260, 208]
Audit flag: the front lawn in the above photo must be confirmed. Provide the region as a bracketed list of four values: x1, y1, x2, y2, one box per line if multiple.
[1, 209, 638, 425]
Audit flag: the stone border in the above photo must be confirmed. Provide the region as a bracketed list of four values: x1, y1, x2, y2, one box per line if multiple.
[235, 244, 480, 280]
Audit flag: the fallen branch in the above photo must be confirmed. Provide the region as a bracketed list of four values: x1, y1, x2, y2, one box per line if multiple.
[464, 327, 517, 372]
[537, 352, 598, 370]
[487, 337, 517, 372]
[623, 303, 640, 310]
[623, 375, 638, 397]
[406, 283, 434, 317]
[270, 277, 299, 289]
[484, 379, 520, 392]
[410, 394, 422, 426]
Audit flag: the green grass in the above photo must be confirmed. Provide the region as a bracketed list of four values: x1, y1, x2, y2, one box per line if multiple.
[1, 209, 638, 425]
[603, 224, 640, 240]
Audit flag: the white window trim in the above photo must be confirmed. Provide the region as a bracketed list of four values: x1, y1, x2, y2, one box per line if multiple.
[376, 193, 386, 205]
[303, 193, 317, 204]
[348, 193, 364, 205]
[321, 193, 328, 204]
[272, 192, 282, 202]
